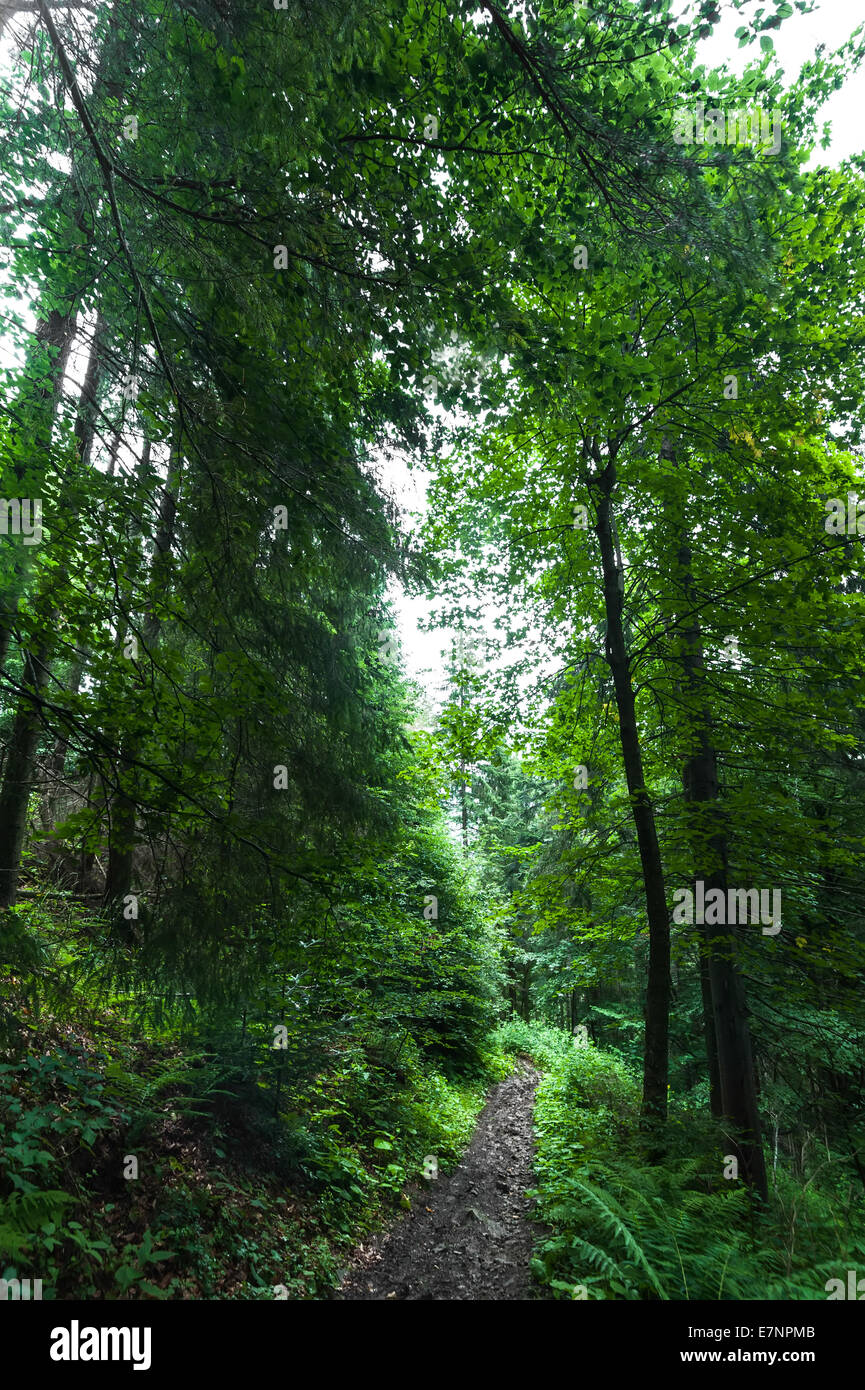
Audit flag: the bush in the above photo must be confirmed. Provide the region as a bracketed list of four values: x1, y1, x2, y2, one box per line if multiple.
[488, 1017, 574, 1072]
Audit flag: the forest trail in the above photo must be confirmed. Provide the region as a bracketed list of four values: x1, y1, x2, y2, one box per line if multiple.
[340, 1061, 544, 1301]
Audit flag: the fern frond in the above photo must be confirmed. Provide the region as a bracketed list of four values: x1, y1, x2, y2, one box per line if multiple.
[0, 1190, 75, 1256]
[571, 1179, 669, 1300]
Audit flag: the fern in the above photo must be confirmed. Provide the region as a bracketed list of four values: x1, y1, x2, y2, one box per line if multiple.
[570, 1179, 670, 1299]
[531, 1041, 862, 1301]
[103, 1053, 234, 1123]
[567, 1235, 632, 1286]
[0, 1190, 75, 1257]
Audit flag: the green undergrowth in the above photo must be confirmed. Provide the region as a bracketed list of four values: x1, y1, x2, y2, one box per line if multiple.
[0, 900, 501, 1300]
[1, 1040, 492, 1300]
[493, 1018, 865, 1301]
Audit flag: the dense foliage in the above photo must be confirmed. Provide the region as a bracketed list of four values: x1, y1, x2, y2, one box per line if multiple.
[0, 0, 863, 1302]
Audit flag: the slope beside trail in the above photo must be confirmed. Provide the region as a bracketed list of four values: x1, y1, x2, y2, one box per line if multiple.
[340, 1061, 546, 1301]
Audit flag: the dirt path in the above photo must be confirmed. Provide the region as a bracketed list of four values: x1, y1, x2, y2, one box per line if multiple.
[340, 1061, 545, 1301]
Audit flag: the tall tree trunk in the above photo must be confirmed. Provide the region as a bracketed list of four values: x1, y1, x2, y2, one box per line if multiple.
[591, 447, 671, 1124]
[521, 960, 531, 1020]
[0, 8, 126, 671]
[0, 0, 96, 40]
[0, 643, 51, 904]
[697, 948, 723, 1119]
[102, 784, 136, 907]
[657, 441, 724, 1119]
[0, 307, 77, 673]
[0, 319, 108, 903]
[458, 653, 469, 851]
[0, 312, 100, 904]
[671, 496, 768, 1199]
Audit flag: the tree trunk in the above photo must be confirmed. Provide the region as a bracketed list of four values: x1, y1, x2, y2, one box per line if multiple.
[0, 643, 51, 905]
[0, 315, 141, 912]
[673, 515, 768, 1200]
[591, 448, 670, 1124]
[0, 11, 125, 671]
[43, 315, 108, 823]
[0, 315, 110, 903]
[103, 787, 136, 907]
[697, 946, 723, 1118]
[521, 960, 531, 1019]
[0, 308, 77, 673]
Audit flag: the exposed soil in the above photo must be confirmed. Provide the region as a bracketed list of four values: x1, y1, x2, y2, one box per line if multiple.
[340, 1061, 546, 1301]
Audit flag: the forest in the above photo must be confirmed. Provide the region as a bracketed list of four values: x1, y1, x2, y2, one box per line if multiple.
[1, 0, 865, 1332]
